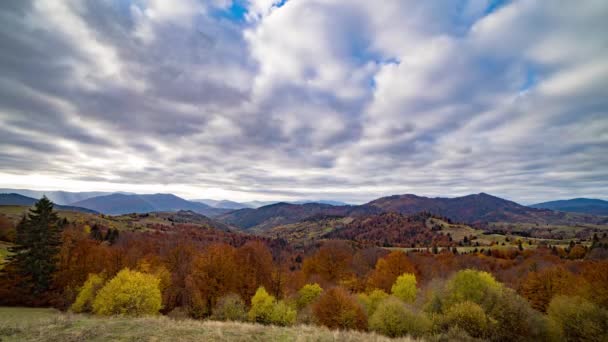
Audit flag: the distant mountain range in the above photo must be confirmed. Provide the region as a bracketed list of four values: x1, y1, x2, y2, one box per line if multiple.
[530, 198, 608, 216]
[0, 188, 122, 205]
[194, 199, 350, 209]
[216, 202, 381, 231]
[71, 193, 230, 217]
[0, 193, 98, 213]
[218, 193, 608, 231]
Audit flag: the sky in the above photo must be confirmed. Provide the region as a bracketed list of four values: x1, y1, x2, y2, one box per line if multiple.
[0, 0, 607, 205]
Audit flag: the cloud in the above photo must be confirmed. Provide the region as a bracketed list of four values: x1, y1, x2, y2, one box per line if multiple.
[0, 0, 606, 203]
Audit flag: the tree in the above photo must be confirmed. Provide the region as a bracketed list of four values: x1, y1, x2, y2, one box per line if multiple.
[236, 241, 274, 302]
[296, 283, 323, 309]
[367, 251, 416, 292]
[369, 297, 431, 338]
[312, 287, 367, 331]
[248, 287, 276, 324]
[519, 266, 580, 312]
[444, 269, 501, 307]
[92, 268, 162, 316]
[302, 241, 353, 284]
[357, 289, 389, 317]
[391, 273, 417, 303]
[547, 296, 608, 342]
[248, 287, 296, 326]
[443, 301, 490, 339]
[71, 273, 106, 313]
[8, 197, 63, 293]
[211, 293, 247, 322]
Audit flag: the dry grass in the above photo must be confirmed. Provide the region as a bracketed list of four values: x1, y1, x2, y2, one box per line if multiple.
[0, 307, 417, 342]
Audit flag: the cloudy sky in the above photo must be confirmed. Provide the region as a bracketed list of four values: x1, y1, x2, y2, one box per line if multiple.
[0, 0, 607, 204]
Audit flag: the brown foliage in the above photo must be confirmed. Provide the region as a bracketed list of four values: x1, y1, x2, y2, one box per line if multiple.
[312, 287, 367, 331]
[519, 265, 583, 312]
[367, 251, 416, 292]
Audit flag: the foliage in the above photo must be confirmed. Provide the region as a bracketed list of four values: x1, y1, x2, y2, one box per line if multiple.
[248, 287, 275, 324]
[92, 268, 162, 316]
[547, 295, 608, 342]
[367, 251, 416, 292]
[247, 287, 296, 326]
[270, 300, 297, 326]
[519, 266, 580, 312]
[7, 197, 63, 294]
[444, 269, 501, 308]
[443, 301, 491, 339]
[369, 296, 431, 338]
[485, 287, 550, 342]
[296, 283, 323, 309]
[312, 287, 367, 331]
[211, 293, 247, 322]
[357, 289, 389, 317]
[391, 273, 417, 303]
[71, 273, 105, 313]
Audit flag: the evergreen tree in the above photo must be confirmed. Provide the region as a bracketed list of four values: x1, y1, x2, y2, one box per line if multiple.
[8, 197, 62, 293]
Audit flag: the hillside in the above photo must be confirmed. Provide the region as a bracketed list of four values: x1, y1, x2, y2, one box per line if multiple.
[531, 198, 608, 216]
[72, 193, 229, 217]
[217, 202, 381, 231]
[367, 193, 608, 227]
[0, 194, 97, 213]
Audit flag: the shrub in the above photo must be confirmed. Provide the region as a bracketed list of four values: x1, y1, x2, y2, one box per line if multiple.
[296, 283, 323, 309]
[369, 296, 431, 338]
[92, 268, 162, 316]
[248, 287, 275, 324]
[313, 287, 367, 331]
[248, 287, 297, 326]
[71, 273, 105, 313]
[270, 300, 297, 326]
[391, 273, 417, 303]
[547, 295, 608, 342]
[445, 269, 501, 307]
[212, 293, 247, 322]
[486, 288, 550, 341]
[443, 301, 490, 338]
[357, 289, 389, 317]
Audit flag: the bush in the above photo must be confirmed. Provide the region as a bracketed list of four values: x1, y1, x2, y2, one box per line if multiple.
[445, 269, 501, 307]
[547, 295, 608, 342]
[92, 269, 162, 316]
[369, 296, 431, 338]
[391, 273, 417, 303]
[357, 289, 389, 317]
[71, 273, 105, 313]
[443, 301, 490, 338]
[313, 287, 367, 331]
[270, 300, 297, 326]
[248, 287, 275, 324]
[248, 287, 296, 326]
[486, 288, 550, 341]
[212, 294, 247, 322]
[296, 283, 323, 309]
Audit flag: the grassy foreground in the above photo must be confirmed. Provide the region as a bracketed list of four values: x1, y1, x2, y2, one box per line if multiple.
[0, 307, 415, 342]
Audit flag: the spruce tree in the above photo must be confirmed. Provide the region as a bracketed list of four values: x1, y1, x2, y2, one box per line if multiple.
[8, 196, 62, 293]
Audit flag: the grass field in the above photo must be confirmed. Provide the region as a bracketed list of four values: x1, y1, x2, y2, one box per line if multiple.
[0, 307, 415, 342]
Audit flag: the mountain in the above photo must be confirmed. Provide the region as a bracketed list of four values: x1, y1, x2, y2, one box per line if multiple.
[217, 202, 381, 231]
[193, 199, 252, 210]
[531, 198, 608, 216]
[71, 193, 230, 216]
[0, 193, 98, 213]
[291, 200, 350, 206]
[366, 193, 607, 226]
[0, 188, 122, 205]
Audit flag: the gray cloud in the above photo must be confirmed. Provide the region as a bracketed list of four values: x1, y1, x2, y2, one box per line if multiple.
[0, 0, 606, 204]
